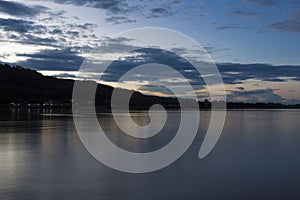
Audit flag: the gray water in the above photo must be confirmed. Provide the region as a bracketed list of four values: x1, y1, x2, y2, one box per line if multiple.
[1, 109, 300, 199]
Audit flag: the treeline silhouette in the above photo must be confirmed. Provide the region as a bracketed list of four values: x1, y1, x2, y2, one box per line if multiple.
[0, 64, 179, 110]
[1, 63, 299, 110]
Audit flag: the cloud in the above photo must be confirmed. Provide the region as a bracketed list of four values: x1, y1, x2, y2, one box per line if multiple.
[0, 11, 101, 65]
[50, 0, 129, 13]
[66, 30, 80, 37]
[54, 73, 77, 79]
[64, 22, 97, 31]
[0, 0, 48, 17]
[0, 16, 99, 48]
[228, 89, 284, 103]
[218, 63, 300, 83]
[236, 87, 245, 91]
[17, 48, 84, 71]
[46, 0, 200, 24]
[139, 85, 174, 95]
[76, 23, 97, 31]
[203, 46, 229, 54]
[90, 36, 139, 53]
[0, 18, 44, 33]
[216, 25, 250, 30]
[87, 48, 205, 92]
[49, 0, 137, 24]
[244, 0, 278, 6]
[230, 10, 261, 17]
[270, 20, 300, 33]
[147, 8, 173, 18]
[50, 29, 63, 35]
[105, 16, 136, 24]
[17, 34, 58, 46]
[0, 18, 62, 47]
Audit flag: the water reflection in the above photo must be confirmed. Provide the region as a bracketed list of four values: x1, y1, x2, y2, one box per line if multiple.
[0, 109, 300, 199]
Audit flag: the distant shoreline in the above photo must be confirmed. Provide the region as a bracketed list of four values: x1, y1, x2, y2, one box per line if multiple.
[1, 64, 300, 110]
[1, 103, 300, 110]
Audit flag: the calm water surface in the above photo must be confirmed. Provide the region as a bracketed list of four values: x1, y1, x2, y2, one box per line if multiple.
[1, 109, 300, 199]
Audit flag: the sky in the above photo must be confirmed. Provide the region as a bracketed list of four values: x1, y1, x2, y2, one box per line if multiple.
[0, 0, 300, 103]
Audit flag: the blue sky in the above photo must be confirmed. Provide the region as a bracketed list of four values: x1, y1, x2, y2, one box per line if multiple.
[0, 0, 300, 103]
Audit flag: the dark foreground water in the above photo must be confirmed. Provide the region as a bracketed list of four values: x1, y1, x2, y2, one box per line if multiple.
[1, 109, 300, 200]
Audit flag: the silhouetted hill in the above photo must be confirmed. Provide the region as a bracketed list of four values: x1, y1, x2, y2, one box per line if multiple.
[0, 64, 74, 104]
[0, 64, 179, 109]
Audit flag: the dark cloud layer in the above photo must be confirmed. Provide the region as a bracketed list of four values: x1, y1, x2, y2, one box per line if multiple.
[17, 48, 84, 71]
[270, 20, 300, 33]
[0, 0, 48, 17]
[0, 18, 41, 33]
[17, 46, 300, 85]
[78, 48, 300, 94]
[218, 63, 300, 83]
[0, 18, 62, 47]
[100, 48, 203, 88]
